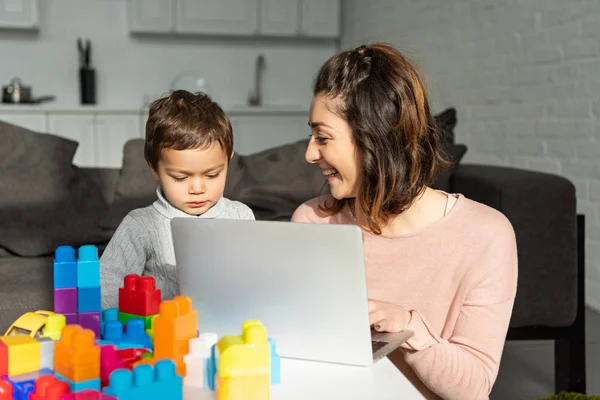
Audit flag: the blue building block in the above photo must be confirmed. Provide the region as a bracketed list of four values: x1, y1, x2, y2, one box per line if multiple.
[96, 340, 147, 350]
[1, 369, 53, 400]
[268, 338, 281, 384]
[102, 308, 119, 339]
[77, 245, 101, 288]
[54, 372, 101, 392]
[103, 319, 152, 350]
[103, 359, 182, 400]
[207, 344, 216, 391]
[78, 286, 101, 313]
[54, 245, 77, 289]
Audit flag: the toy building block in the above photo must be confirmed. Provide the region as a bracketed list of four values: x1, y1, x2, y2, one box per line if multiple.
[116, 348, 150, 370]
[268, 338, 280, 384]
[102, 320, 152, 349]
[77, 245, 101, 288]
[1, 368, 53, 400]
[117, 312, 156, 331]
[54, 246, 77, 289]
[0, 381, 12, 400]
[215, 320, 271, 400]
[118, 275, 161, 317]
[0, 336, 40, 376]
[54, 325, 100, 383]
[153, 296, 198, 377]
[100, 345, 125, 388]
[184, 333, 218, 389]
[54, 372, 100, 392]
[42, 314, 66, 340]
[207, 344, 217, 390]
[101, 308, 119, 339]
[79, 312, 101, 338]
[78, 287, 101, 314]
[63, 313, 78, 326]
[29, 375, 70, 400]
[145, 315, 157, 341]
[54, 288, 78, 314]
[60, 389, 117, 400]
[0, 339, 7, 377]
[102, 359, 183, 400]
[37, 337, 55, 370]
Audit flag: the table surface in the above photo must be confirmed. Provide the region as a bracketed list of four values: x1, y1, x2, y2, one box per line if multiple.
[184, 357, 426, 400]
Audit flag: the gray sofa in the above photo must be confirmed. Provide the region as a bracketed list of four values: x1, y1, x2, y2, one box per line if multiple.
[0, 111, 585, 394]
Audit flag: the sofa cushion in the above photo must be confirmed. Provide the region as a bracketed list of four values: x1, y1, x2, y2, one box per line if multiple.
[0, 120, 113, 256]
[99, 139, 157, 229]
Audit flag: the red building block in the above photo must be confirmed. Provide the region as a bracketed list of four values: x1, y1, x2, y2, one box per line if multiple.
[0, 380, 12, 400]
[60, 389, 117, 399]
[0, 340, 7, 378]
[29, 375, 70, 400]
[116, 347, 150, 369]
[118, 275, 161, 317]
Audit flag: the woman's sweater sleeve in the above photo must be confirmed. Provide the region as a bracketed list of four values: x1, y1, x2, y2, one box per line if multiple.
[400, 220, 518, 400]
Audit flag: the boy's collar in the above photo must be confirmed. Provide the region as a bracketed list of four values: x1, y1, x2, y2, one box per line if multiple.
[152, 186, 226, 220]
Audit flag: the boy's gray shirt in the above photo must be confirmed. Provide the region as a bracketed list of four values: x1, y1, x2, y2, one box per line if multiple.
[100, 187, 254, 309]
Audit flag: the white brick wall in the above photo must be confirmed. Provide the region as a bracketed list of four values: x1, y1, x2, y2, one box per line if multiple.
[342, 0, 600, 311]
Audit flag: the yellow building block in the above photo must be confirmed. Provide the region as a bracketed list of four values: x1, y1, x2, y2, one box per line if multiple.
[215, 320, 270, 400]
[0, 336, 40, 376]
[41, 314, 66, 340]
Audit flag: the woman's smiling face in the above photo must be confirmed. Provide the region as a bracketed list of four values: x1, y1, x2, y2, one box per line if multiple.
[306, 94, 362, 200]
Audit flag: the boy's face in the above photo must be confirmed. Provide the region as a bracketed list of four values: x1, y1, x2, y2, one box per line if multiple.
[151, 143, 229, 216]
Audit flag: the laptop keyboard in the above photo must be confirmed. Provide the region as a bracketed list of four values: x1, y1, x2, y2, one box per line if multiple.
[371, 340, 388, 353]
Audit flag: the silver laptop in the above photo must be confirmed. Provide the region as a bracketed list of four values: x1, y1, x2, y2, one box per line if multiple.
[171, 218, 413, 367]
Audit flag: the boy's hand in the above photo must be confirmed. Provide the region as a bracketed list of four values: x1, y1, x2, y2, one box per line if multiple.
[368, 299, 411, 333]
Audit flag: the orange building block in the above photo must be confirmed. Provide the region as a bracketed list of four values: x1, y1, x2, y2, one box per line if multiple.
[54, 325, 100, 382]
[0, 340, 7, 377]
[0, 336, 40, 375]
[153, 296, 198, 377]
[0, 380, 12, 400]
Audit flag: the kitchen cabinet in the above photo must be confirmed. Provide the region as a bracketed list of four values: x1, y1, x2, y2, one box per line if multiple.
[0, 112, 46, 133]
[0, 0, 38, 30]
[300, 0, 340, 38]
[47, 114, 97, 167]
[127, 0, 340, 38]
[175, 0, 259, 35]
[259, 0, 298, 36]
[94, 115, 142, 168]
[128, 0, 174, 34]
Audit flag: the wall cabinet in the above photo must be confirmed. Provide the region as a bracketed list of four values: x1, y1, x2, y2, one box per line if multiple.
[128, 0, 174, 34]
[128, 0, 340, 38]
[0, 0, 38, 30]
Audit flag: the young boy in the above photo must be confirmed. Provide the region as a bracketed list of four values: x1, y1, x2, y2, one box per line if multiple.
[100, 90, 254, 310]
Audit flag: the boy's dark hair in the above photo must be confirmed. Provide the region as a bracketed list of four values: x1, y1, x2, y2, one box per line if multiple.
[313, 43, 452, 235]
[144, 90, 233, 171]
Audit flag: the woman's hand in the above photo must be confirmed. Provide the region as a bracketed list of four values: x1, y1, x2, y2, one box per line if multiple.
[368, 299, 412, 333]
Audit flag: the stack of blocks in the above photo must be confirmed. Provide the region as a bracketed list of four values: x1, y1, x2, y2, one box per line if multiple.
[54, 325, 101, 392]
[53, 245, 101, 338]
[118, 274, 160, 331]
[213, 320, 272, 400]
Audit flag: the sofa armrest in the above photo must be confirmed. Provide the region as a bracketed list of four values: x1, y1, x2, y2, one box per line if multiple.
[451, 164, 578, 328]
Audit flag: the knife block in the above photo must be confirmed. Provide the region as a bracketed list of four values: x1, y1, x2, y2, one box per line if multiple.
[79, 67, 96, 105]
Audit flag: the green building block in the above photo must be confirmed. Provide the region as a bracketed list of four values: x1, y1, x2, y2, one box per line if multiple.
[118, 312, 156, 330]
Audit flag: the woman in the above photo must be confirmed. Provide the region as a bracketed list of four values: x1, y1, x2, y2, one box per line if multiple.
[292, 43, 518, 400]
